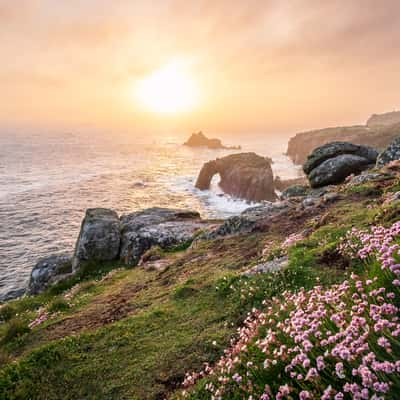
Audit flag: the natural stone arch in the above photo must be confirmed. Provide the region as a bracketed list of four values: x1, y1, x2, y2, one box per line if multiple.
[195, 153, 277, 202]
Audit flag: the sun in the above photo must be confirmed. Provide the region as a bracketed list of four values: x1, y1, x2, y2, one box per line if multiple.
[135, 61, 200, 114]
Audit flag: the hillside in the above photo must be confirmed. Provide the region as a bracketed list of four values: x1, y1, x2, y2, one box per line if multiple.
[1, 167, 400, 399]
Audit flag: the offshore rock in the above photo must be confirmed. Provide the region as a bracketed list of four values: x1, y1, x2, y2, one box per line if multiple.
[184, 131, 240, 150]
[195, 152, 276, 202]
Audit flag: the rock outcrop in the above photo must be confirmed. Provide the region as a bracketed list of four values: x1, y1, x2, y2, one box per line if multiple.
[376, 137, 400, 167]
[28, 253, 73, 295]
[27, 207, 210, 294]
[72, 208, 121, 270]
[184, 131, 241, 150]
[304, 142, 378, 188]
[195, 152, 276, 202]
[119, 208, 207, 265]
[367, 111, 400, 128]
[287, 113, 400, 165]
[303, 142, 378, 175]
[203, 202, 290, 239]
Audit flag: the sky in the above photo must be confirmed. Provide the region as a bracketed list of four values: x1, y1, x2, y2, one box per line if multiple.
[1, 0, 400, 137]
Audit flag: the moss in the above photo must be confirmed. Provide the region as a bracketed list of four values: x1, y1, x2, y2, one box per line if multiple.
[1, 320, 30, 345]
[0, 305, 15, 323]
[345, 183, 383, 196]
[47, 298, 70, 313]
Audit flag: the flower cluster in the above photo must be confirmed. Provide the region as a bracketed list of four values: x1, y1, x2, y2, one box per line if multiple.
[281, 232, 305, 250]
[182, 222, 400, 399]
[28, 309, 49, 328]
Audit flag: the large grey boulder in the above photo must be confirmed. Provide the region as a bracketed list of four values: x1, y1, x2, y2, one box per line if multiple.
[119, 208, 205, 265]
[28, 253, 73, 295]
[72, 208, 121, 270]
[376, 137, 400, 167]
[308, 154, 372, 188]
[303, 142, 378, 175]
[303, 142, 378, 188]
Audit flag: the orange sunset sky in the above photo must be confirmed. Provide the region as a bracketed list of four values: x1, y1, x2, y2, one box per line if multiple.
[1, 0, 400, 136]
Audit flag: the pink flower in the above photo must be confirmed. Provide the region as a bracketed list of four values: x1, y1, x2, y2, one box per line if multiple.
[299, 390, 311, 400]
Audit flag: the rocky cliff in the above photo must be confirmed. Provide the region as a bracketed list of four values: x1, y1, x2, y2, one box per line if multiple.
[367, 110, 400, 127]
[287, 113, 400, 164]
[195, 152, 276, 202]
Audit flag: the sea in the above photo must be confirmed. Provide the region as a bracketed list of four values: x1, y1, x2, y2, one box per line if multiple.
[0, 131, 302, 302]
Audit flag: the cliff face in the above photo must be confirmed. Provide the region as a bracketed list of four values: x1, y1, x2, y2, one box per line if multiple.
[287, 116, 400, 165]
[367, 110, 400, 127]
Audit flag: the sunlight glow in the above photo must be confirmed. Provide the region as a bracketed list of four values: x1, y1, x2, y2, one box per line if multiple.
[135, 61, 200, 114]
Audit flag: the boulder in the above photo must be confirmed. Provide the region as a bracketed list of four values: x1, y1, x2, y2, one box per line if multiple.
[203, 202, 290, 239]
[376, 137, 400, 167]
[281, 185, 310, 199]
[242, 256, 288, 277]
[303, 142, 378, 188]
[72, 208, 121, 271]
[28, 253, 73, 295]
[303, 142, 378, 175]
[184, 131, 240, 150]
[119, 208, 205, 265]
[347, 172, 389, 186]
[308, 154, 373, 188]
[195, 152, 276, 202]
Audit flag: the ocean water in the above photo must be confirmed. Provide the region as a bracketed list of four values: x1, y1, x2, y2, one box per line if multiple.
[0, 132, 302, 301]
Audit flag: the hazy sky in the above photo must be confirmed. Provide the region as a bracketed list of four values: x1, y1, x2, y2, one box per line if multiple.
[1, 0, 400, 136]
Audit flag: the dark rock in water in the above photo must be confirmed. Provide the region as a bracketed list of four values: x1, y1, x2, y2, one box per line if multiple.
[28, 253, 73, 295]
[184, 131, 240, 150]
[195, 152, 276, 202]
[303, 142, 378, 188]
[308, 154, 373, 188]
[303, 142, 378, 175]
[376, 137, 400, 167]
[120, 207, 206, 265]
[72, 208, 121, 271]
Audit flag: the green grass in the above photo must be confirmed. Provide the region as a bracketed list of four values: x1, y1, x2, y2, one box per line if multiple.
[0, 178, 397, 399]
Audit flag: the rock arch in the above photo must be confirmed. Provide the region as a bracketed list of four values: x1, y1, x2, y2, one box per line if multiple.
[195, 153, 277, 202]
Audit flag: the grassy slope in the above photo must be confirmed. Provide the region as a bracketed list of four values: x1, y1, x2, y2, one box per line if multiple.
[0, 175, 399, 399]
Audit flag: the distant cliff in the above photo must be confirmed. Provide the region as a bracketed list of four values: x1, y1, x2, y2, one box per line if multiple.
[367, 110, 400, 128]
[287, 112, 400, 165]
